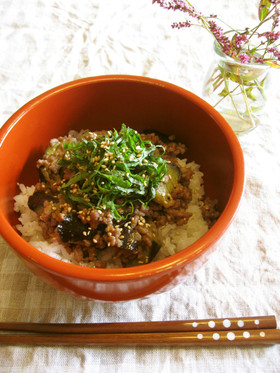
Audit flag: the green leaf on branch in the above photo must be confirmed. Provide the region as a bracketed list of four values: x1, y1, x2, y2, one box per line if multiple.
[219, 66, 241, 83]
[218, 88, 229, 97]
[258, 0, 271, 21]
[265, 60, 280, 68]
[245, 87, 257, 101]
[251, 105, 265, 113]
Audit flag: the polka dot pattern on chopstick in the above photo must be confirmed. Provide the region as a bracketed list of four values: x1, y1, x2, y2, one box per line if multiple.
[193, 329, 269, 343]
[223, 319, 231, 328]
[183, 316, 271, 332]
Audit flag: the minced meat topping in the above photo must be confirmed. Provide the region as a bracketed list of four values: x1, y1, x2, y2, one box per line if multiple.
[27, 125, 219, 268]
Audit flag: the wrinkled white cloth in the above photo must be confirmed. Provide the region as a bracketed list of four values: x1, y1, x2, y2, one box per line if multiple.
[0, 1, 280, 372]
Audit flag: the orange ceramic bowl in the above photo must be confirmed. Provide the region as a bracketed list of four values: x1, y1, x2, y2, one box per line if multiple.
[0, 75, 244, 301]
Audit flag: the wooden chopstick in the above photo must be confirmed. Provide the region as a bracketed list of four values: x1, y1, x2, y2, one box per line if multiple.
[0, 329, 280, 346]
[0, 315, 276, 334]
[0, 316, 278, 346]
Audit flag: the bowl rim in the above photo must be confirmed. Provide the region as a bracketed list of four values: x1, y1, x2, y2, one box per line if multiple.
[0, 74, 245, 281]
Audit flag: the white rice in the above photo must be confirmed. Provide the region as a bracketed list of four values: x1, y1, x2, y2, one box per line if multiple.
[153, 160, 208, 261]
[14, 159, 208, 265]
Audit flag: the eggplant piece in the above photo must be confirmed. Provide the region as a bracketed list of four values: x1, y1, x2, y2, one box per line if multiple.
[122, 240, 161, 267]
[57, 213, 94, 243]
[44, 142, 61, 157]
[154, 163, 181, 207]
[38, 142, 64, 181]
[143, 241, 161, 263]
[120, 223, 161, 266]
[38, 166, 50, 182]
[136, 240, 161, 264]
[121, 226, 138, 251]
[28, 191, 58, 213]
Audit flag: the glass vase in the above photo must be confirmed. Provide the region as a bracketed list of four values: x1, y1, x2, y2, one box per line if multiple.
[203, 42, 271, 135]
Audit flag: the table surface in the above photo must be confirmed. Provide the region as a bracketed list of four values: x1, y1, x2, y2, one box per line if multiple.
[0, 1, 280, 372]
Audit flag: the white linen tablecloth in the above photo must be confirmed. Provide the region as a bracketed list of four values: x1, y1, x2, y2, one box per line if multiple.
[0, 1, 280, 372]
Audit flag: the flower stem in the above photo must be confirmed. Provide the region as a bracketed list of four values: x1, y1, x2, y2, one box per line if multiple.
[240, 83, 256, 127]
[223, 79, 248, 122]
[254, 78, 267, 100]
[213, 80, 240, 109]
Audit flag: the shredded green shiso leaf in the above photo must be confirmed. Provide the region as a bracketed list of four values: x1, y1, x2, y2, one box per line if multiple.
[59, 124, 167, 220]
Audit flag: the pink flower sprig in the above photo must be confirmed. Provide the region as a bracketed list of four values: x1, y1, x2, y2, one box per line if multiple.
[153, 0, 280, 67]
[268, 46, 280, 60]
[208, 21, 235, 56]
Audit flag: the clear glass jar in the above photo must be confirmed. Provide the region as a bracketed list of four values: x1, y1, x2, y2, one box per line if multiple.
[203, 42, 271, 135]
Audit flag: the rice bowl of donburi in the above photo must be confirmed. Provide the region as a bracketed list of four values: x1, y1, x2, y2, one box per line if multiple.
[0, 75, 244, 301]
